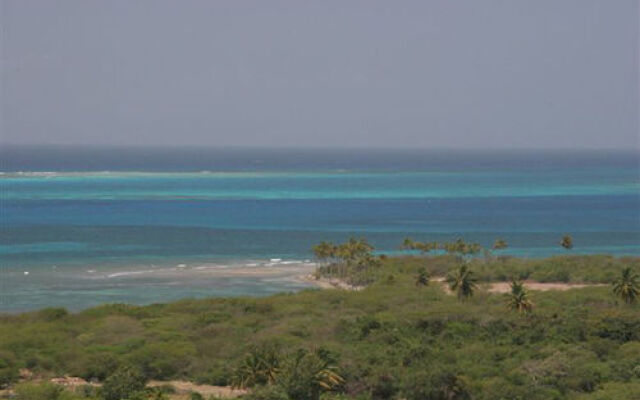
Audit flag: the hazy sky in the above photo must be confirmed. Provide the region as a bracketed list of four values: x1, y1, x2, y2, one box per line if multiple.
[1, 0, 638, 149]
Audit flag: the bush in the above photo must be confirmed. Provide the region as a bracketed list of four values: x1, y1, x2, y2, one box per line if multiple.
[575, 382, 640, 400]
[37, 308, 69, 322]
[242, 385, 289, 400]
[596, 317, 640, 342]
[101, 365, 147, 400]
[75, 352, 120, 381]
[155, 383, 176, 394]
[76, 384, 99, 398]
[0, 353, 18, 388]
[194, 362, 232, 386]
[402, 368, 471, 400]
[13, 382, 84, 400]
[370, 374, 398, 400]
[189, 392, 204, 400]
[128, 341, 196, 379]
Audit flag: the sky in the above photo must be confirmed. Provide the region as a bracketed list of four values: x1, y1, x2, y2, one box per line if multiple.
[1, 0, 638, 149]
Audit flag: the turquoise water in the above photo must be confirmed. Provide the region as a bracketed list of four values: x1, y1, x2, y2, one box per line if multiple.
[1, 147, 638, 311]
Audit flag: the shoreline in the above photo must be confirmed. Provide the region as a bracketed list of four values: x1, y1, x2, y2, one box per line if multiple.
[0, 260, 320, 314]
[2, 253, 629, 313]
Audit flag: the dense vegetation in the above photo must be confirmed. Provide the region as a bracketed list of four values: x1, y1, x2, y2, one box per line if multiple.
[314, 237, 638, 286]
[1, 247, 639, 400]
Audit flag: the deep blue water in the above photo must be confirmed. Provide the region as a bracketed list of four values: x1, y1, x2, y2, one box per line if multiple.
[1, 146, 638, 311]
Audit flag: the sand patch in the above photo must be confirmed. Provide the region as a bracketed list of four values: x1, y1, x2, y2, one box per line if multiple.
[148, 380, 246, 398]
[485, 281, 605, 293]
[7, 375, 246, 399]
[435, 277, 603, 294]
[50, 376, 98, 388]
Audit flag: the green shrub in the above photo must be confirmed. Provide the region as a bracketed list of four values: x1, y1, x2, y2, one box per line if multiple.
[241, 385, 289, 400]
[574, 381, 640, 400]
[596, 317, 640, 342]
[13, 382, 84, 400]
[101, 365, 147, 400]
[128, 341, 196, 379]
[37, 308, 69, 322]
[155, 384, 176, 394]
[194, 363, 232, 386]
[75, 352, 120, 381]
[0, 353, 18, 388]
[402, 368, 471, 400]
[190, 392, 204, 400]
[369, 374, 398, 400]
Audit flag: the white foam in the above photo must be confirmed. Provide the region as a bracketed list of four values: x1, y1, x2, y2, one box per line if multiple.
[10, 171, 59, 178]
[107, 271, 142, 278]
[107, 269, 156, 278]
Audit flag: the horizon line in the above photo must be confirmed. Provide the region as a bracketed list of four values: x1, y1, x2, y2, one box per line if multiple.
[2, 143, 639, 152]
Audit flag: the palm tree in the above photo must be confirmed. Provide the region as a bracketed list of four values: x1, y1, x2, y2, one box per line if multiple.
[337, 237, 378, 277]
[440, 239, 482, 259]
[231, 346, 280, 389]
[560, 235, 573, 250]
[492, 238, 509, 262]
[448, 238, 467, 255]
[312, 241, 334, 266]
[464, 242, 483, 256]
[401, 237, 415, 250]
[401, 238, 439, 254]
[507, 280, 533, 314]
[613, 268, 639, 304]
[338, 237, 372, 265]
[492, 238, 508, 250]
[415, 241, 439, 254]
[306, 351, 344, 392]
[440, 239, 464, 261]
[446, 265, 477, 300]
[415, 267, 429, 287]
[278, 349, 344, 400]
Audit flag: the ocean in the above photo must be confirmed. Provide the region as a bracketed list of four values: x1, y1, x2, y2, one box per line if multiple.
[1, 146, 639, 312]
